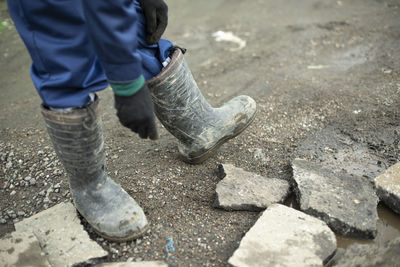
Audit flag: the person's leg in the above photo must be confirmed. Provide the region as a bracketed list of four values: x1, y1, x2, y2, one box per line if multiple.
[7, 0, 107, 108]
[40, 98, 148, 241]
[132, 1, 257, 164]
[8, 0, 148, 241]
[147, 48, 257, 164]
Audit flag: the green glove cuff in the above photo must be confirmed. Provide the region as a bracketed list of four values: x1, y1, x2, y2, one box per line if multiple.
[110, 76, 145, 97]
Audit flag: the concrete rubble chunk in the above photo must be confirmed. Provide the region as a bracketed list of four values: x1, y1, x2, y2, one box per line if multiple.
[15, 202, 108, 267]
[333, 237, 400, 267]
[294, 126, 387, 182]
[229, 204, 336, 267]
[375, 162, 400, 214]
[292, 159, 378, 238]
[96, 262, 168, 267]
[215, 164, 290, 211]
[0, 230, 51, 267]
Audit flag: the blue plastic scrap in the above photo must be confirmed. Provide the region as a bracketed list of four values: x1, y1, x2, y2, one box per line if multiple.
[164, 237, 176, 259]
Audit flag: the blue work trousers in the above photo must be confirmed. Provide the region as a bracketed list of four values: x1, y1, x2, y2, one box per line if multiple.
[7, 0, 173, 108]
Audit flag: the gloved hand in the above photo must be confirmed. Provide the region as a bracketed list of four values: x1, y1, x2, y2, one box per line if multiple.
[114, 84, 158, 140]
[138, 0, 168, 45]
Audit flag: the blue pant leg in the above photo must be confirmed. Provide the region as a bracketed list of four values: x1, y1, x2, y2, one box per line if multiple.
[7, 0, 108, 108]
[82, 0, 173, 82]
[133, 1, 174, 80]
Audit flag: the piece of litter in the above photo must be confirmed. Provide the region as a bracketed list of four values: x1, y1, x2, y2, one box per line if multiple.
[353, 110, 361, 114]
[307, 65, 330, 70]
[212, 31, 246, 51]
[382, 69, 392, 74]
[164, 238, 175, 259]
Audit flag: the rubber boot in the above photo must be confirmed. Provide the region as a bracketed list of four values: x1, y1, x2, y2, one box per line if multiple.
[147, 48, 257, 164]
[41, 98, 148, 242]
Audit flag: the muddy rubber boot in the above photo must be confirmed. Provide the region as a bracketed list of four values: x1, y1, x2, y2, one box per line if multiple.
[147, 48, 257, 164]
[41, 98, 148, 242]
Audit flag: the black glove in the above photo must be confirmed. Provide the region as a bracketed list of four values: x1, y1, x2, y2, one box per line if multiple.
[114, 84, 158, 140]
[138, 0, 168, 45]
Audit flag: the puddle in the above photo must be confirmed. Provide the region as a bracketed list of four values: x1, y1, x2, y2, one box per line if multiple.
[336, 203, 400, 248]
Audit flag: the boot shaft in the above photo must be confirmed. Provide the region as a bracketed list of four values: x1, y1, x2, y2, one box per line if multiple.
[147, 48, 214, 145]
[41, 99, 107, 185]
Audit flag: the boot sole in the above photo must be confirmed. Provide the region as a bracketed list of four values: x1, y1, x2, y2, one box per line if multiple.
[182, 108, 257, 164]
[93, 224, 149, 243]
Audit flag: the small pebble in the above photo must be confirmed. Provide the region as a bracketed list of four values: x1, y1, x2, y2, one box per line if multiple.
[17, 211, 25, 216]
[110, 248, 119, 254]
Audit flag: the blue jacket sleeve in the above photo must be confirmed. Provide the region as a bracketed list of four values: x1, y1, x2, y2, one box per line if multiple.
[82, 0, 143, 83]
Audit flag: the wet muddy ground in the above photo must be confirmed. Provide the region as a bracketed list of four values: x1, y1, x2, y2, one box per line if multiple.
[1, 0, 400, 266]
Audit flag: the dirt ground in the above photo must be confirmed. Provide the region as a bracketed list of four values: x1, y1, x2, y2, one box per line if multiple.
[1, 0, 400, 266]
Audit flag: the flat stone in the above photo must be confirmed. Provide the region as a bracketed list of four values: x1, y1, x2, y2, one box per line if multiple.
[96, 262, 168, 267]
[215, 164, 290, 211]
[228, 204, 336, 267]
[0, 230, 51, 267]
[333, 237, 400, 267]
[375, 162, 400, 214]
[294, 126, 387, 181]
[292, 159, 378, 238]
[15, 202, 108, 267]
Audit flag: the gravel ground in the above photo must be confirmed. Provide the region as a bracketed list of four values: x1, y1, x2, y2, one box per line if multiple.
[1, 0, 400, 266]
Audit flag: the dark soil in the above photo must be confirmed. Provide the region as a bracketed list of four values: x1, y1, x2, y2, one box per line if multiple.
[1, 0, 400, 266]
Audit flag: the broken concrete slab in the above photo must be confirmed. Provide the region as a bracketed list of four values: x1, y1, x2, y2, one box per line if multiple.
[294, 126, 387, 181]
[15, 202, 108, 267]
[375, 162, 400, 214]
[333, 236, 400, 267]
[96, 262, 168, 267]
[0, 230, 51, 267]
[292, 159, 378, 239]
[228, 204, 336, 267]
[215, 164, 290, 211]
